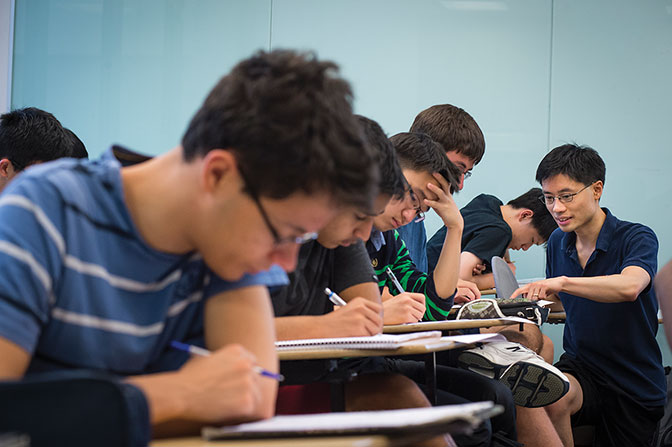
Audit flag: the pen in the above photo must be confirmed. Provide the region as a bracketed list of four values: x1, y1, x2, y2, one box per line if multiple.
[324, 287, 347, 306]
[169, 340, 284, 381]
[385, 267, 405, 294]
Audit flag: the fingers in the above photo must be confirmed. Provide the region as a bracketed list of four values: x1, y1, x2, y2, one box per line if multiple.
[381, 286, 393, 302]
[511, 284, 530, 299]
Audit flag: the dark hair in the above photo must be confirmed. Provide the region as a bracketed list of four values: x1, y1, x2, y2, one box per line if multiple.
[65, 128, 88, 159]
[410, 104, 485, 165]
[182, 50, 378, 211]
[0, 107, 72, 171]
[355, 115, 405, 200]
[389, 132, 460, 194]
[507, 188, 558, 242]
[535, 143, 605, 187]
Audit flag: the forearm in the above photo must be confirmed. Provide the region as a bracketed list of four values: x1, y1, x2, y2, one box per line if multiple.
[555, 274, 646, 303]
[432, 224, 462, 297]
[275, 315, 340, 340]
[126, 371, 186, 425]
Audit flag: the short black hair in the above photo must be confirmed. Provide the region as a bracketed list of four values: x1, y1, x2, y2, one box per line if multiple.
[410, 104, 485, 165]
[182, 50, 378, 211]
[65, 128, 88, 159]
[355, 115, 405, 200]
[536, 143, 606, 187]
[507, 188, 558, 242]
[389, 132, 460, 194]
[0, 107, 72, 171]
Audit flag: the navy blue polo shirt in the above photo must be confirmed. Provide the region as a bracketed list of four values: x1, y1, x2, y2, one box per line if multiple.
[546, 208, 665, 405]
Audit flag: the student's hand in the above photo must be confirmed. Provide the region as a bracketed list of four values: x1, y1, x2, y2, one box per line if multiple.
[454, 279, 480, 303]
[176, 344, 267, 423]
[472, 263, 486, 276]
[511, 277, 566, 300]
[382, 289, 426, 325]
[326, 297, 383, 336]
[424, 173, 463, 230]
[507, 261, 517, 275]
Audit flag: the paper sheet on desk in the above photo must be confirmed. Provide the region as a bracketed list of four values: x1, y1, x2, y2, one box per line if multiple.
[202, 401, 499, 440]
[275, 330, 442, 351]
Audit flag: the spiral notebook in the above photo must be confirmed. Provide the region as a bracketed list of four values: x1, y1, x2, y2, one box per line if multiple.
[202, 401, 500, 440]
[275, 330, 442, 351]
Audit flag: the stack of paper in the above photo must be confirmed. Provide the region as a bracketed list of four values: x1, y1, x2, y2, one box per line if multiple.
[202, 401, 500, 440]
[275, 330, 442, 351]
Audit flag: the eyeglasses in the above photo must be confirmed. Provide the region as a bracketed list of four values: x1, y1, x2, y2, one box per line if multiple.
[539, 182, 594, 206]
[463, 170, 472, 180]
[239, 169, 318, 246]
[408, 189, 425, 223]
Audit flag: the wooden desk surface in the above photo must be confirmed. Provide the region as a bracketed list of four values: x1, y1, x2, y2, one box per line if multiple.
[547, 312, 663, 325]
[152, 435, 392, 447]
[383, 317, 527, 333]
[277, 336, 463, 361]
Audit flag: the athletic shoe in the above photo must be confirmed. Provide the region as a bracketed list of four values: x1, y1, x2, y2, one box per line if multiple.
[457, 341, 570, 407]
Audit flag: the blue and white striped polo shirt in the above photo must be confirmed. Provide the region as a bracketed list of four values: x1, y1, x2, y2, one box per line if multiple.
[0, 149, 287, 375]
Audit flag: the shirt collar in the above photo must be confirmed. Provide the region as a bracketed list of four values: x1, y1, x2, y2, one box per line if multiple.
[369, 228, 386, 251]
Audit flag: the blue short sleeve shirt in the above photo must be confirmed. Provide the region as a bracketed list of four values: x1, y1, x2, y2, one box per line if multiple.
[546, 208, 665, 405]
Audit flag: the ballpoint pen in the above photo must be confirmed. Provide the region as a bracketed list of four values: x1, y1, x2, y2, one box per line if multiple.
[170, 341, 284, 381]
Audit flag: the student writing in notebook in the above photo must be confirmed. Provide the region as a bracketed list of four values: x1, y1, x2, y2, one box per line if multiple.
[272, 116, 516, 447]
[0, 50, 381, 435]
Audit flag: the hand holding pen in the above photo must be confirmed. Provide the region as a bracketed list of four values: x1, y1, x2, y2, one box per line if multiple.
[171, 341, 284, 381]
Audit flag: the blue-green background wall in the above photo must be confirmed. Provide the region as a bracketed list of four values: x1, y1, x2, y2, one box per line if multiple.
[10, 0, 672, 362]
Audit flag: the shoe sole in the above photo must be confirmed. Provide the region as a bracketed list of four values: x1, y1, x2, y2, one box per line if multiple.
[500, 362, 569, 407]
[458, 352, 569, 408]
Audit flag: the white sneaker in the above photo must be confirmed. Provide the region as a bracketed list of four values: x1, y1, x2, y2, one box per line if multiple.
[457, 341, 570, 408]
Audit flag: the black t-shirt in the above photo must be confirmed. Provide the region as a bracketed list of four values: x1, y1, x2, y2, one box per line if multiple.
[427, 194, 512, 273]
[271, 240, 378, 317]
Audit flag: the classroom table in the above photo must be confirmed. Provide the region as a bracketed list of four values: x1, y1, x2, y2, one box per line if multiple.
[152, 434, 397, 447]
[383, 317, 530, 334]
[547, 311, 664, 325]
[480, 288, 497, 296]
[277, 335, 498, 406]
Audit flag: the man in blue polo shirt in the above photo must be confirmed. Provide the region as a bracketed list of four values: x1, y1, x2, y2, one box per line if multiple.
[0, 50, 379, 434]
[513, 144, 665, 446]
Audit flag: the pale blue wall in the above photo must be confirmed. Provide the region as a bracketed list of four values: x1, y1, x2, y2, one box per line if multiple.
[10, 0, 672, 361]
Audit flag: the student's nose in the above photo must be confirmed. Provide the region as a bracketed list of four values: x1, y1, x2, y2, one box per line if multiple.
[401, 208, 416, 225]
[551, 199, 566, 213]
[354, 220, 374, 241]
[270, 244, 300, 273]
[457, 174, 465, 191]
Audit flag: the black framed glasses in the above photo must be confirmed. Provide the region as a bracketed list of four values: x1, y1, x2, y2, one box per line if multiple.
[539, 182, 594, 206]
[238, 169, 317, 246]
[408, 189, 425, 223]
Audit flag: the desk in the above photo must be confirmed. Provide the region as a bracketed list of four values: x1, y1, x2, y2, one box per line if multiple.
[547, 312, 664, 325]
[383, 317, 530, 334]
[152, 435, 394, 447]
[480, 288, 497, 296]
[278, 335, 498, 406]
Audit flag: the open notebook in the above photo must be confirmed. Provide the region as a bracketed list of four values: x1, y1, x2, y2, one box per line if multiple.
[275, 330, 441, 351]
[202, 401, 500, 440]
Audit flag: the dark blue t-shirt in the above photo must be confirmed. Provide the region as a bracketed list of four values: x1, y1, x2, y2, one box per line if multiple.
[546, 208, 665, 405]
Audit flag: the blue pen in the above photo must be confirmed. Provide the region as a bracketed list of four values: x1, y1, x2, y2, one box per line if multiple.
[324, 287, 347, 306]
[170, 340, 284, 382]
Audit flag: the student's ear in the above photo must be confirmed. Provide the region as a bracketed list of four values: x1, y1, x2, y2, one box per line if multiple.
[592, 180, 604, 201]
[0, 159, 13, 179]
[519, 209, 534, 222]
[200, 149, 238, 194]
